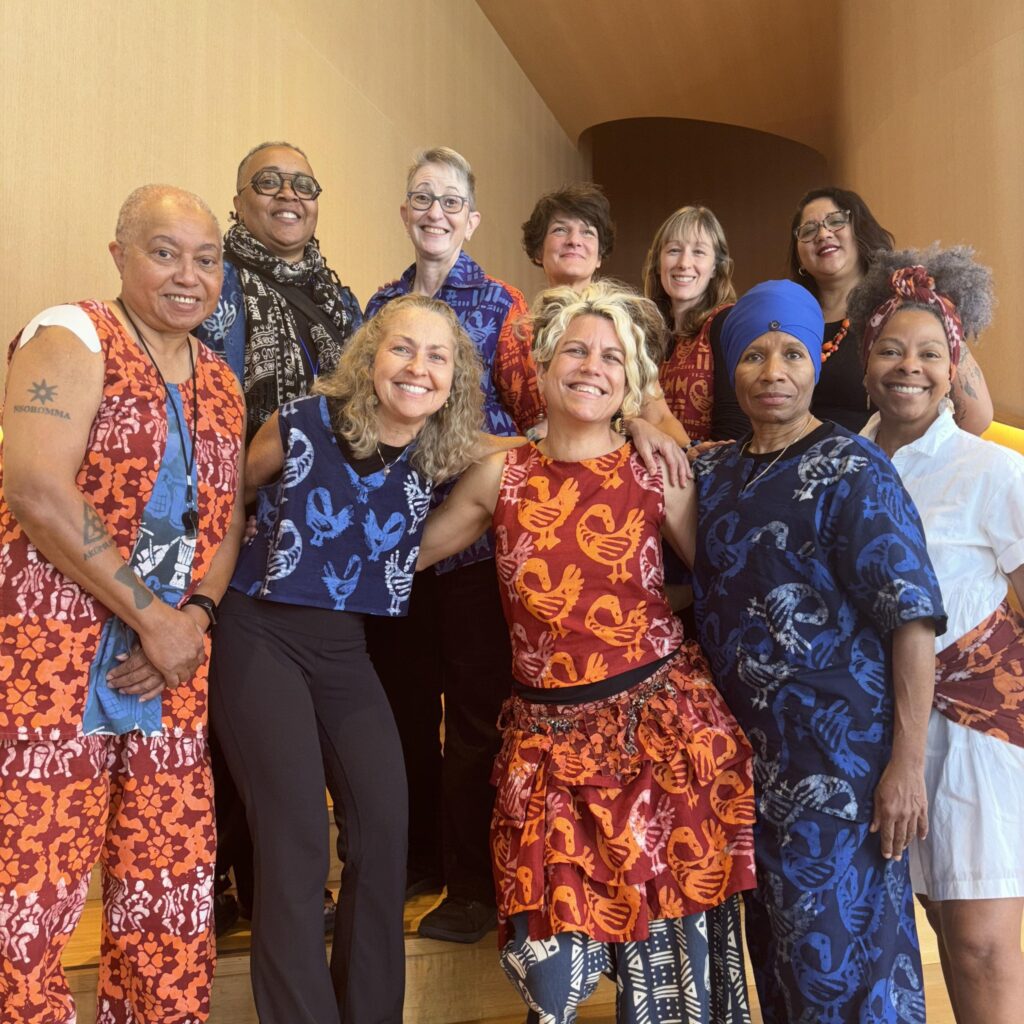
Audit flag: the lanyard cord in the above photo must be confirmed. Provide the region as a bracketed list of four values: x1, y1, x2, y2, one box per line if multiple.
[116, 298, 200, 537]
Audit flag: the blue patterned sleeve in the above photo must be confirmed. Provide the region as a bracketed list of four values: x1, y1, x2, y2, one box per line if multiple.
[195, 260, 246, 384]
[338, 284, 362, 334]
[825, 441, 947, 639]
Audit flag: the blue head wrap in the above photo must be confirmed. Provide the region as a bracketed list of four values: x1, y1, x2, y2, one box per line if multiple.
[720, 280, 825, 384]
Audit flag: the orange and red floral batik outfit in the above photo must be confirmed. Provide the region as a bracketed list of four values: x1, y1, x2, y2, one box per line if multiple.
[0, 301, 243, 1023]
[490, 441, 755, 945]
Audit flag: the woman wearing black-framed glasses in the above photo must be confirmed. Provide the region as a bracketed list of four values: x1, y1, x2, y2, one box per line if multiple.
[786, 186, 993, 433]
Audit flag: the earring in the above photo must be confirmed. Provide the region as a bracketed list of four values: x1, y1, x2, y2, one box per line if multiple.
[798, 266, 808, 278]
[443, 397, 450, 410]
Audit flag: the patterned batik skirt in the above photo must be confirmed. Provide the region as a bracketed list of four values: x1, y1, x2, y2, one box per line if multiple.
[490, 640, 757, 945]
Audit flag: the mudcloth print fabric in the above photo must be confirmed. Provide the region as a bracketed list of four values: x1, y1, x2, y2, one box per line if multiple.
[0, 300, 244, 742]
[83, 388, 197, 736]
[197, 225, 362, 441]
[500, 897, 752, 1023]
[934, 600, 1024, 746]
[692, 421, 946, 1023]
[490, 441, 756, 945]
[0, 732, 215, 1024]
[660, 304, 732, 443]
[365, 250, 542, 572]
[230, 395, 432, 616]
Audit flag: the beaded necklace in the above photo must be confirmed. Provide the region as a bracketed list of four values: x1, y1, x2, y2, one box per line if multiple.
[821, 318, 850, 363]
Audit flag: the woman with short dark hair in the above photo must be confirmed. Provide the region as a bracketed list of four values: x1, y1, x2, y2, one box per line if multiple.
[521, 181, 615, 291]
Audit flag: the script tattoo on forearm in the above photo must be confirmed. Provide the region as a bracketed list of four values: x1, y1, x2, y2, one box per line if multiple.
[114, 564, 154, 609]
[12, 378, 71, 420]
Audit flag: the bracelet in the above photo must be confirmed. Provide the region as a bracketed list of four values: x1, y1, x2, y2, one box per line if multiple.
[683, 439, 702, 451]
[183, 594, 218, 628]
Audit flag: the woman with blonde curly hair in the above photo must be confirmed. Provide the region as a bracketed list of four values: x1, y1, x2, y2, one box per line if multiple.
[208, 293, 484, 1024]
[418, 281, 757, 1023]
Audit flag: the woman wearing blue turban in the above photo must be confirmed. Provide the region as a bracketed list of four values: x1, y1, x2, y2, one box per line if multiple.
[690, 280, 947, 1022]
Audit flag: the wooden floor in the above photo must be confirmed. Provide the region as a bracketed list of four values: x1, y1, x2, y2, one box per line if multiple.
[62, 878, 971, 1023]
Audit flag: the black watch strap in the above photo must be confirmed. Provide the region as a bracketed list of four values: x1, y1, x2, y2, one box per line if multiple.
[184, 594, 218, 627]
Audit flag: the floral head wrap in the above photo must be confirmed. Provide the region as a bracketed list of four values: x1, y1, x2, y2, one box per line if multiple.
[860, 265, 964, 367]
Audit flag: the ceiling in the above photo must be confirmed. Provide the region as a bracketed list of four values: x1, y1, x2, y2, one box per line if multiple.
[476, 0, 838, 160]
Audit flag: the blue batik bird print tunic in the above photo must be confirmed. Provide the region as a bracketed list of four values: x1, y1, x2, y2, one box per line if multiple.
[692, 421, 946, 1024]
[230, 395, 432, 616]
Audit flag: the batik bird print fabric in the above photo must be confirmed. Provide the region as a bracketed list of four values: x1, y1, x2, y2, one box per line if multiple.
[489, 441, 755, 944]
[692, 422, 946, 823]
[745, 809, 924, 1024]
[230, 395, 432, 615]
[0, 301, 244, 741]
[933, 600, 1024, 746]
[0, 732, 215, 1024]
[491, 650, 756, 945]
[692, 422, 946, 1024]
[492, 442, 684, 686]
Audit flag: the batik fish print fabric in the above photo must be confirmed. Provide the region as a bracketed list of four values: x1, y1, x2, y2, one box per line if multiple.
[365, 251, 542, 573]
[0, 732, 216, 1024]
[0, 301, 244, 742]
[692, 422, 946, 824]
[492, 442, 685, 687]
[230, 395, 432, 616]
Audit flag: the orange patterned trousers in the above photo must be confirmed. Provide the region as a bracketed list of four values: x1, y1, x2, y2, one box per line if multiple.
[0, 732, 215, 1023]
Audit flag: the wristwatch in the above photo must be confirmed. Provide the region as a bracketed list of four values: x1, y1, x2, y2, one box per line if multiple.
[183, 594, 218, 628]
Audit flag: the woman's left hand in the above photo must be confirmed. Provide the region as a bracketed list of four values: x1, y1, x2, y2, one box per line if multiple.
[627, 417, 692, 488]
[870, 755, 928, 860]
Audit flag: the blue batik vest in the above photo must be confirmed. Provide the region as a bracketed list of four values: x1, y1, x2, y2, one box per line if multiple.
[230, 395, 433, 615]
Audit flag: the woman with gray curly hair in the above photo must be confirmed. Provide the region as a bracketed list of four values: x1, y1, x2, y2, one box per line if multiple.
[417, 281, 757, 1023]
[856, 246, 1024, 1024]
[208, 294, 485, 1024]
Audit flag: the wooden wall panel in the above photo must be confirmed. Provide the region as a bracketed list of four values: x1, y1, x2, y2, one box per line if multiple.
[590, 118, 828, 294]
[835, 1, 1024, 425]
[0, 0, 586, 365]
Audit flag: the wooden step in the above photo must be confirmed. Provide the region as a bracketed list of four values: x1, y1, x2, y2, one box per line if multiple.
[62, 890, 971, 1024]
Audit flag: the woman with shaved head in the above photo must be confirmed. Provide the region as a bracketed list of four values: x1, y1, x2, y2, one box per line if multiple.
[0, 185, 245, 1022]
[198, 141, 363, 443]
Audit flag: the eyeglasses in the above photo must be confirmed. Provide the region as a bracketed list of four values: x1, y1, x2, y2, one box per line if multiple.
[244, 170, 322, 201]
[406, 191, 469, 214]
[795, 209, 851, 242]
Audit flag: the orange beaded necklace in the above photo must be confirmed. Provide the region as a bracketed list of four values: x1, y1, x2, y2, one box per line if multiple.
[821, 318, 850, 363]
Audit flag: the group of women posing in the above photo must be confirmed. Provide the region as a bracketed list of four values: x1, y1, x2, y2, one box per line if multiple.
[5, 143, 1018, 1024]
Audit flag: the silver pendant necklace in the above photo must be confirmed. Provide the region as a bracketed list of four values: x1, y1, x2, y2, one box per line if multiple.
[740, 416, 814, 494]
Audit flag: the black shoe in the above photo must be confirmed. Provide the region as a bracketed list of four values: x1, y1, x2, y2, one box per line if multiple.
[417, 896, 496, 944]
[323, 888, 337, 935]
[405, 872, 444, 900]
[214, 892, 240, 937]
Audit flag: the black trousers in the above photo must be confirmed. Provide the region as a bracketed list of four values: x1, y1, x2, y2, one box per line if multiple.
[364, 557, 512, 903]
[210, 590, 407, 1024]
